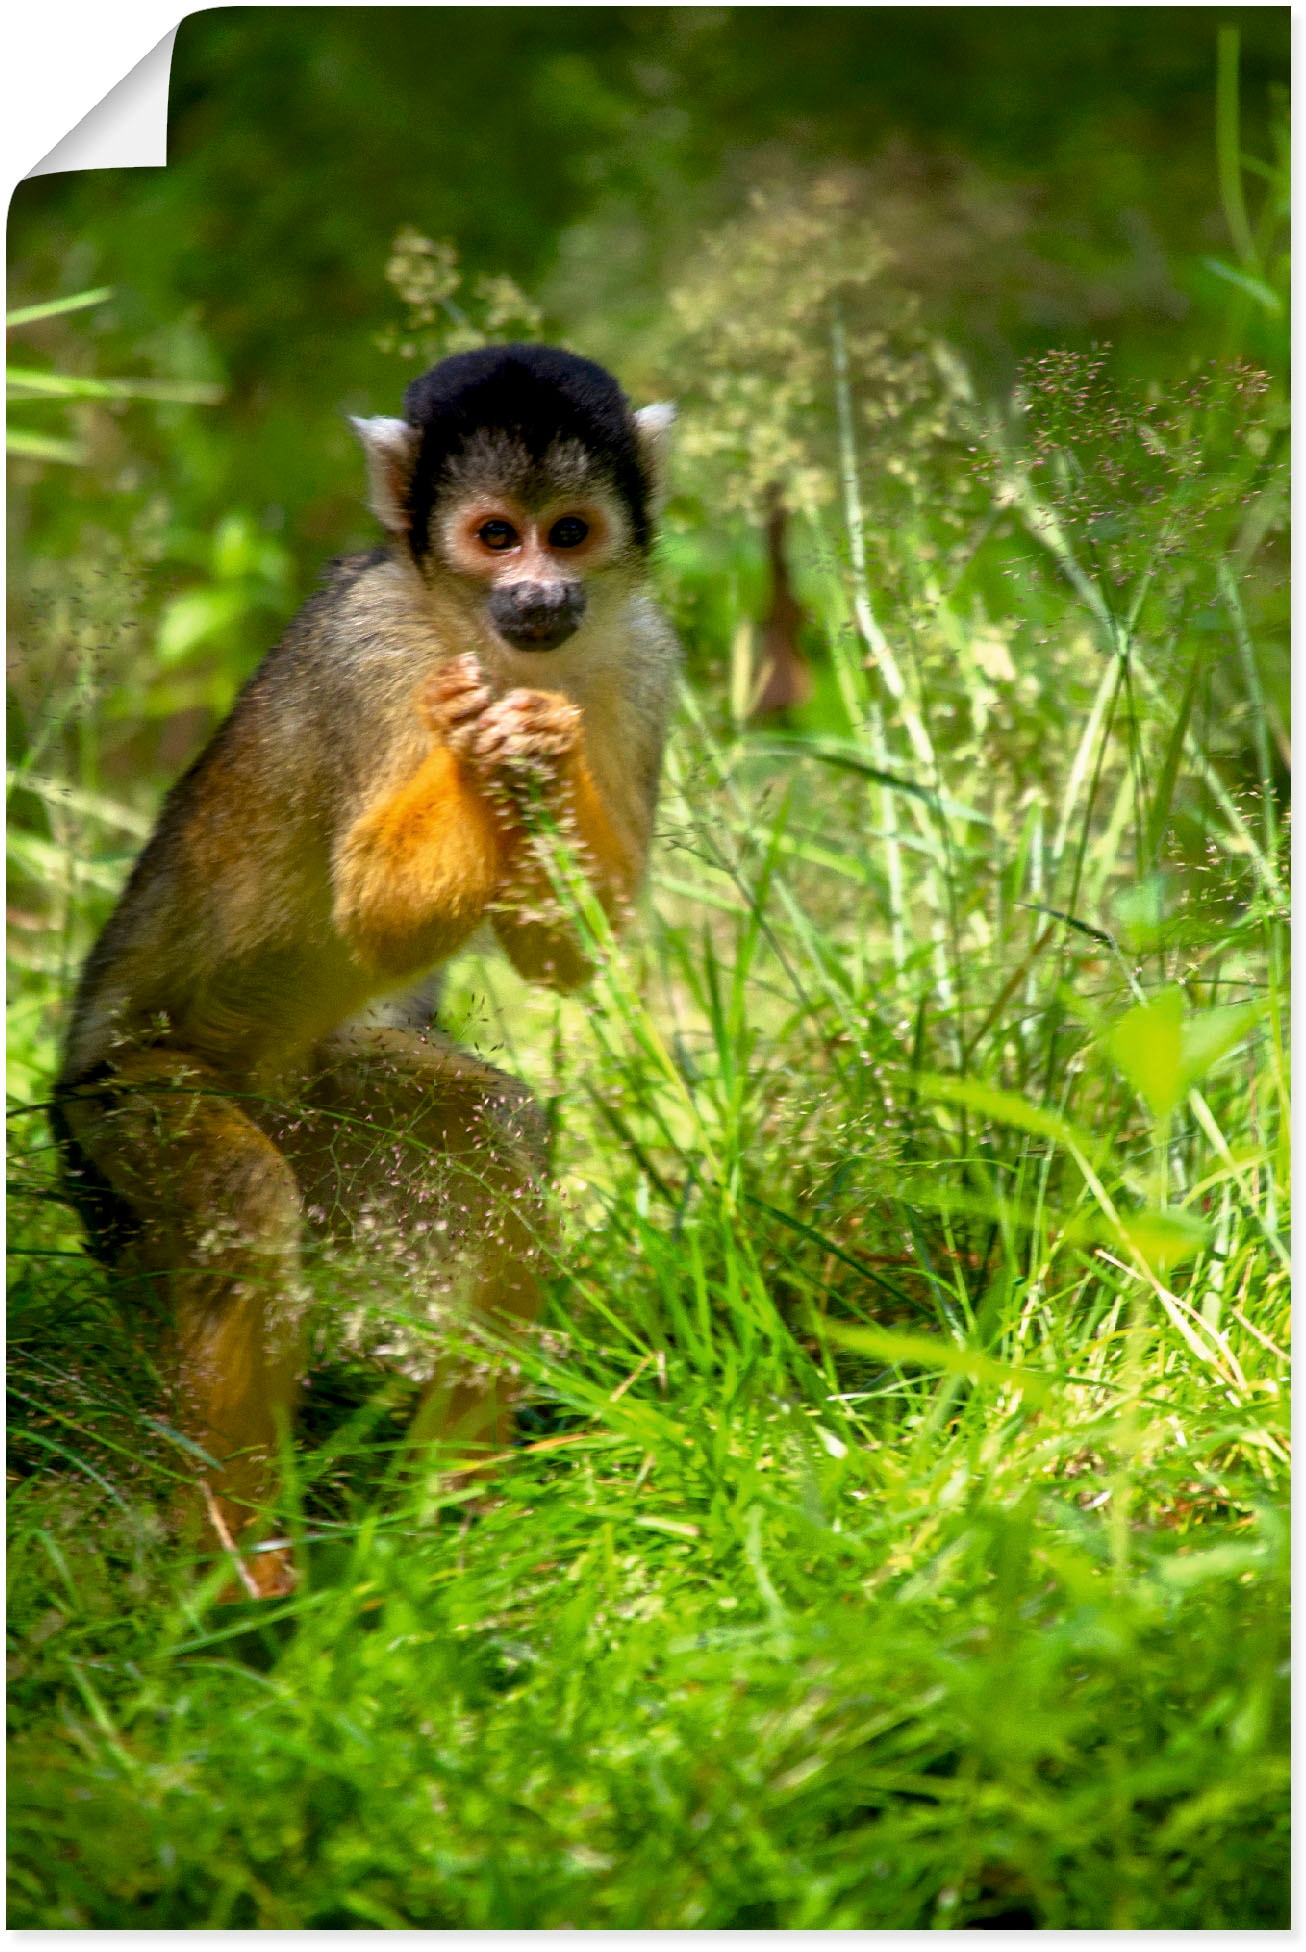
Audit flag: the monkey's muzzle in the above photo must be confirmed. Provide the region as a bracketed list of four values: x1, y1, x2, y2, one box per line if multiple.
[490, 580, 587, 652]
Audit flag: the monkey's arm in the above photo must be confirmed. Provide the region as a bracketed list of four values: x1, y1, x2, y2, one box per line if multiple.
[333, 661, 509, 980]
[333, 744, 505, 979]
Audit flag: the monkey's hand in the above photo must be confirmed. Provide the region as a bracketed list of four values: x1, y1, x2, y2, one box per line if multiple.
[463, 688, 582, 793]
[420, 653, 495, 747]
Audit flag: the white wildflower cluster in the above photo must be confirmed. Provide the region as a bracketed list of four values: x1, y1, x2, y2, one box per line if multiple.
[376, 228, 543, 364]
[663, 173, 973, 523]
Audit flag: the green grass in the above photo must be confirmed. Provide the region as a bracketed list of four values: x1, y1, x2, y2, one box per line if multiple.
[6, 352, 1289, 1927]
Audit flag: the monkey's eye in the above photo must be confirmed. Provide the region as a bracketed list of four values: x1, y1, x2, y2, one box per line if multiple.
[477, 519, 519, 551]
[548, 516, 590, 549]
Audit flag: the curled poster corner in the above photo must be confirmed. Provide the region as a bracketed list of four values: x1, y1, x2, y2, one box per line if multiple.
[28, 26, 178, 178]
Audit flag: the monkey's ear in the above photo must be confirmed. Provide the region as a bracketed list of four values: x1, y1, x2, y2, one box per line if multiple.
[349, 415, 421, 537]
[634, 401, 676, 507]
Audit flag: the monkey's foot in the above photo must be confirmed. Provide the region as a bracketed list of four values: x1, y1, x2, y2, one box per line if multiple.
[212, 1542, 299, 1604]
[199, 1482, 298, 1602]
[422, 653, 494, 746]
[466, 688, 581, 784]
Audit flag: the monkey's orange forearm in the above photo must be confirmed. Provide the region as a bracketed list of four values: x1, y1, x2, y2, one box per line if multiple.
[334, 744, 505, 977]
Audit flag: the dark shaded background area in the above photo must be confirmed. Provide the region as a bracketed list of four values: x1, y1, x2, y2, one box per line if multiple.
[14, 9, 1290, 359]
[7, 7, 1289, 714]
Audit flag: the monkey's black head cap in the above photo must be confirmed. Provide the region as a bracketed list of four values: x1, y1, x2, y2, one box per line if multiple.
[403, 343, 651, 559]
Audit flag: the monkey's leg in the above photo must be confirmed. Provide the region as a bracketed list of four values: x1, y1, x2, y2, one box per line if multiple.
[275, 1023, 551, 1468]
[58, 1052, 304, 1597]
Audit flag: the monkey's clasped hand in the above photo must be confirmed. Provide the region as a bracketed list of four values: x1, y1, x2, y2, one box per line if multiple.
[53, 345, 681, 1597]
[429, 654, 584, 789]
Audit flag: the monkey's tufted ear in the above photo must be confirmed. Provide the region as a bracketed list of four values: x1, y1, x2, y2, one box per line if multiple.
[350, 415, 421, 537]
[634, 401, 676, 508]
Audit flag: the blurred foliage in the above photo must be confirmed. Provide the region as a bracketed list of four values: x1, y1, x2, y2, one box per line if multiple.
[1010, 352, 1279, 591]
[6, 2, 1288, 1100]
[659, 172, 973, 524]
[7, 287, 223, 464]
[377, 228, 544, 366]
[7, 7, 1288, 771]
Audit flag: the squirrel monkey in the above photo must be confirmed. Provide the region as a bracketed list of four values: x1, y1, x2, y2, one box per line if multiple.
[52, 345, 681, 1596]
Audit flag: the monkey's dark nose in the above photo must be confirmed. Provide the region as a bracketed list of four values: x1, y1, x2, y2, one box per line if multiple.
[490, 581, 587, 652]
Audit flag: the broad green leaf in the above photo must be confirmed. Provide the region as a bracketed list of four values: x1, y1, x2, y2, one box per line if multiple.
[212, 512, 263, 580]
[1102, 991, 1263, 1121]
[914, 1073, 1101, 1161]
[1177, 1003, 1264, 1094]
[1157, 1540, 1268, 1589]
[1065, 1205, 1210, 1272]
[157, 586, 247, 664]
[1113, 873, 1169, 952]
[210, 511, 288, 585]
[1117, 1207, 1210, 1270]
[1102, 988, 1185, 1119]
[821, 1321, 1054, 1404]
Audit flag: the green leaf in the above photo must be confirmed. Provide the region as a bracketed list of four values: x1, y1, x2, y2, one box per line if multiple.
[1112, 876, 1168, 953]
[1102, 991, 1263, 1121]
[5, 286, 113, 328]
[821, 1321, 1054, 1404]
[5, 427, 84, 464]
[1146, 644, 1206, 865]
[913, 1073, 1101, 1162]
[748, 737, 990, 823]
[1102, 987, 1185, 1120]
[1177, 1003, 1264, 1094]
[1065, 1205, 1210, 1272]
[1199, 255, 1284, 315]
[156, 587, 248, 664]
[7, 366, 223, 405]
[1157, 1541, 1268, 1590]
[1117, 1207, 1210, 1270]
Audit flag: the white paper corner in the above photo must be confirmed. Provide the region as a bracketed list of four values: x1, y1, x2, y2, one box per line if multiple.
[28, 26, 178, 177]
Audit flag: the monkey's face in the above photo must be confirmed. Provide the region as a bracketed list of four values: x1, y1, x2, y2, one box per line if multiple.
[434, 480, 635, 655]
[351, 347, 674, 659]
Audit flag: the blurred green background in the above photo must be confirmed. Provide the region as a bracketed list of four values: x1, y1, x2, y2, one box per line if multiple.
[9, 4, 1289, 714]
